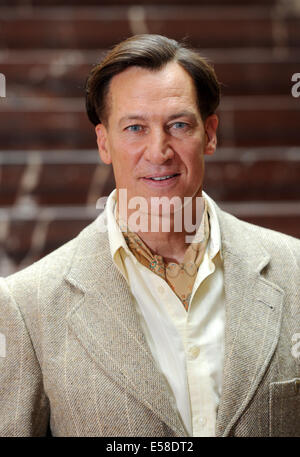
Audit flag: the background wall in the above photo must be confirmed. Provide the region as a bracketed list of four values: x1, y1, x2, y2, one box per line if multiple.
[0, 0, 300, 275]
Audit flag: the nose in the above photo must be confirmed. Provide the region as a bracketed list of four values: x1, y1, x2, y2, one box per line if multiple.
[144, 128, 174, 164]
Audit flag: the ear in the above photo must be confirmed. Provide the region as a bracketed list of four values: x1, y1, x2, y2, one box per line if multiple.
[95, 123, 112, 164]
[204, 114, 218, 156]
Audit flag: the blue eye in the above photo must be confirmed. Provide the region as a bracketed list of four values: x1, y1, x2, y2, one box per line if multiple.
[173, 122, 187, 129]
[126, 125, 142, 132]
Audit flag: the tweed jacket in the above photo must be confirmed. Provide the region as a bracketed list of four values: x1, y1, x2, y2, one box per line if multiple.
[0, 203, 299, 437]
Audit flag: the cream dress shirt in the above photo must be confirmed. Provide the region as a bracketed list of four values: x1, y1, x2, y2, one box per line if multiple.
[104, 189, 225, 437]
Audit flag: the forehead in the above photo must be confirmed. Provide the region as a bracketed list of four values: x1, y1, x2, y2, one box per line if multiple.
[107, 62, 198, 118]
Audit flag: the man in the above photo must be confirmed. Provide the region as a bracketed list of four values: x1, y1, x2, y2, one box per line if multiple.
[0, 34, 299, 437]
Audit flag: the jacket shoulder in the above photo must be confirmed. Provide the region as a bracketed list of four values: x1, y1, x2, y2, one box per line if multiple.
[218, 208, 300, 269]
[3, 218, 101, 303]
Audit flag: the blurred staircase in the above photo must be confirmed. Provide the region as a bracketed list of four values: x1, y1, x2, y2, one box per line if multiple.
[0, 0, 300, 274]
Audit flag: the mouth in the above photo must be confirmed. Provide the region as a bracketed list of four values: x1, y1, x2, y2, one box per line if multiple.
[142, 173, 180, 182]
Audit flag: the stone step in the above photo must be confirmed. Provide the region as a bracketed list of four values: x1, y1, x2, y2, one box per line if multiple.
[1, 147, 300, 206]
[0, 96, 299, 149]
[2, 0, 278, 6]
[1, 216, 91, 272]
[1, 6, 299, 49]
[1, 49, 299, 98]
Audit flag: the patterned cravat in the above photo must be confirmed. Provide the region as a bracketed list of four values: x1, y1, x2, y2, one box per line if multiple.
[116, 199, 210, 311]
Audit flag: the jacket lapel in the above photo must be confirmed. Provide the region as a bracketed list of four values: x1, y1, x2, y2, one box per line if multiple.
[63, 205, 285, 437]
[215, 207, 284, 436]
[64, 217, 186, 437]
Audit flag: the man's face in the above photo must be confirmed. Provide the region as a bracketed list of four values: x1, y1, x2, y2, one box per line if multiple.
[96, 61, 218, 216]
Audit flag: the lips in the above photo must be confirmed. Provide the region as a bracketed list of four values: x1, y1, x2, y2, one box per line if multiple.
[143, 173, 180, 181]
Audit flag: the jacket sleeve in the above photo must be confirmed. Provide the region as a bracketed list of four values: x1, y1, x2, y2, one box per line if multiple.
[0, 278, 49, 436]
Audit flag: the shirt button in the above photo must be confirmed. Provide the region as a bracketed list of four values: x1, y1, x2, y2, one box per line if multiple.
[157, 285, 165, 296]
[198, 417, 207, 427]
[188, 345, 200, 360]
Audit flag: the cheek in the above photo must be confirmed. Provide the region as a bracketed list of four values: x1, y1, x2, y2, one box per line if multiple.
[112, 143, 145, 174]
[109, 142, 139, 179]
[178, 140, 204, 165]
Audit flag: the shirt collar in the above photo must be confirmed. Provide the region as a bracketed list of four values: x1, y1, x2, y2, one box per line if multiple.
[105, 189, 133, 263]
[202, 190, 223, 260]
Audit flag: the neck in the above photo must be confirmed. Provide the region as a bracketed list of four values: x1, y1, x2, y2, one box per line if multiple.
[137, 230, 189, 264]
[117, 192, 205, 264]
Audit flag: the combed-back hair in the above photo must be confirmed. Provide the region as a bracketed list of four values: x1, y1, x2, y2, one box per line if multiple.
[86, 34, 220, 126]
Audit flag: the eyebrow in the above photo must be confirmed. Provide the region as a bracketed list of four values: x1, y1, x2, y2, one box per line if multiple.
[119, 115, 147, 126]
[118, 111, 198, 126]
[167, 111, 197, 122]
